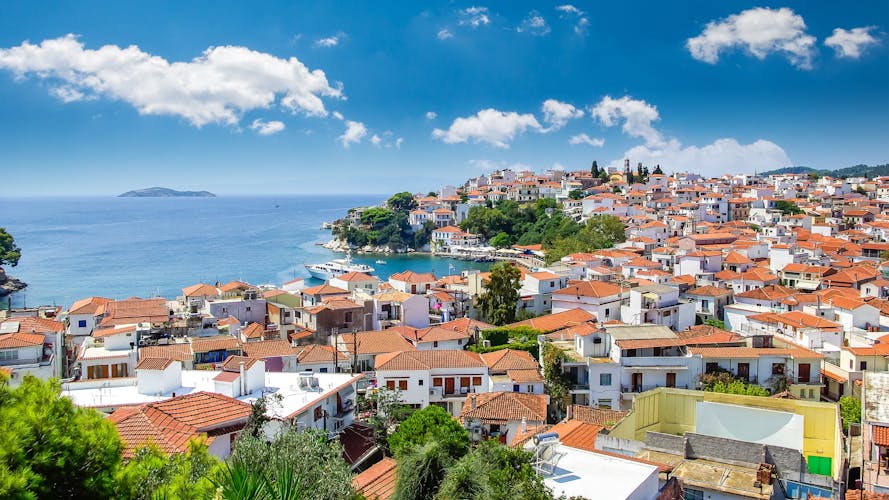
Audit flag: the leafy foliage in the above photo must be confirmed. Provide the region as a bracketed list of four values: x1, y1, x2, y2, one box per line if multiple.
[541, 342, 571, 420]
[115, 438, 220, 500]
[475, 262, 522, 325]
[391, 440, 454, 500]
[0, 227, 21, 267]
[218, 428, 355, 500]
[774, 200, 803, 215]
[544, 214, 626, 264]
[360, 388, 415, 455]
[468, 340, 540, 359]
[703, 318, 726, 330]
[699, 370, 769, 397]
[388, 405, 469, 459]
[489, 231, 512, 248]
[568, 189, 584, 200]
[437, 439, 551, 500]
[0, 375, 123, 499]
[387, 192, 418, 213]
[839, 396, 861, 430]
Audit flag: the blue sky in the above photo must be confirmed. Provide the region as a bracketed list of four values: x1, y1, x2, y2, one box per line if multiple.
[0, 1, 887, 196]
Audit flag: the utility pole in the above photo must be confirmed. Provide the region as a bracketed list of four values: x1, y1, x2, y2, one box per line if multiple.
[331, 327, 339, 373]
[352, 327, 359, 375]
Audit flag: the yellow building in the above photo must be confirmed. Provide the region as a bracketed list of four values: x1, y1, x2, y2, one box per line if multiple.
[608, 387, 844, 482]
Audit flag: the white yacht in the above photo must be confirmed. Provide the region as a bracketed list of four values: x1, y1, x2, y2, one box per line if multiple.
[305, 251, 375, 280]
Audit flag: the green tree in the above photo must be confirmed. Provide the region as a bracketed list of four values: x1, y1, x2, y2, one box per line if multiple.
[427, 191, 438, 198]
[0, 227, 21, 267]
[360, 207, 396, 228]
[855, 186, 868, 196]
[544, 214, 626, 264]
[703, 318, 726, 330]
[475, 262, 522, 325]
[839, 396, 861, 430]
[489, 231, 512, 248]
[218, 428, 354, 500]
[362, 388, 415, 455]
[652, 164, 663, 175]
[414, 220, 437, 249]
[541, 342, 571, 420]
[437, 439, 551, 500]
[460, 206, 511, 239]
[387, 192, 418, 213]
[116, 437, 221, 500]
[599, 169, 610, 183]
[774, 200, 803, 215]
[568, 189, 584, 200]
[590, 160, 599, 177]
[391, 440, 454, 500]
[388, 405, 469, 459]
[0, 375, 123, 498]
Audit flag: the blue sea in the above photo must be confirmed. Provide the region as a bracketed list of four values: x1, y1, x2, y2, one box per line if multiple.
[0, 195, 491, 309]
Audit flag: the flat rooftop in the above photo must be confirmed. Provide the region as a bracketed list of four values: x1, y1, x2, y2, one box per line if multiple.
[536, 444, 658, 499]
[637, 449, 773, 499]
[61, 370, 361, 419]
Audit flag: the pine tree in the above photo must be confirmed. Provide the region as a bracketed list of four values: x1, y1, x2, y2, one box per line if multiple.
[591, 160, 599, 177]
[653, 164, 664, 175]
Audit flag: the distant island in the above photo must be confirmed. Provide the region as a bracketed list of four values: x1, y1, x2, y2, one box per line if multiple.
[118, 187, 216, 198]
[760, 163, 889, 179]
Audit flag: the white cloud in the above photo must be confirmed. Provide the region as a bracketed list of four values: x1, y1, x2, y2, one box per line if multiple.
[432, 108, 543, 148]
[437, 29, 454, 40]
[332, 111, 344, 120]
[469, 159, 504, 171]
[555, 5, 589, 35]
[338, 120, 366, 148]
[395, 137, 404, 149]
[518, 12, 550, 36]
[569, 133, 604, 147]
[824, 27, 879, 58]
[425, 111, 437, 120]
[541, 99, 583, 130]
[459, 7, 490, 28]
[250, 119, 285, 135]
[590, 95, 664, 148]
[370, 134, 382, 147]
[555, 5, 581, 15]
[617, 138, 790, 176]
[686, 7, 816, 69]
[0, 34, 342, 127]
[50, 85, 91, 103]
[314, 35, 340, 48]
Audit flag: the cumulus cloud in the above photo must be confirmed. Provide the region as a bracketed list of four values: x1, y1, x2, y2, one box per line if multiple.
[437, 29, 454, 40]
[518, 11, 550, 36]
[541, 99, 583, 131]
[459, 7, 491, 28]
[824, 27, 879, 58]
[338, 120, 366, 148]
[432, 108, 543, 148]
[0, 34, 342, 127]
[590, 96, 664, 148]
[332, 111, 344, 120]
[686, 7, 816, 69]
[618, 138, 790, 176]
[555, 4, 589, 35]
[50, 85, 92, 103]
[370, 134, 382, 147]
[250, 119, 285, 135]
[593, 94, 791, 176]
[395, 137, 404, 149]
[569, 133, 604, 147]
[314, 36, 340, 48]
[425, 111, 437, 120]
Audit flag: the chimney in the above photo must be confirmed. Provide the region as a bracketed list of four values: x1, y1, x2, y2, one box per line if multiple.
[239, 361, 246, 396]
[471, 394, 477, 410]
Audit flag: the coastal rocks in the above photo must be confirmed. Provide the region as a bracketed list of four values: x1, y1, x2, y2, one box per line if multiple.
[321, 238, 415, 255]
[322, 238, 352, 252]
[0, 268, 27, 298]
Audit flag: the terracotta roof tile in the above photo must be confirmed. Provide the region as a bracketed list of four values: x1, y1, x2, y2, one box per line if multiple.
[68, 296, 113, 315]
[0, 332, 45, 349]
[508, 308, 596, 332]
[191, 335, 241, 353]
[353, 457, 397, 500]
[243, 339, 296, 358]
[549, 419, 603, 452]
[139, 343, 193, 362]
[296, 344, 347, 364]
[569, 405, 629, 429]
[374, 350, 484, 370]
[481, 349, 539, 373]
[135, 357, 175, 371]
[339, 329, 416, 355]
[459, 392, 547, 423]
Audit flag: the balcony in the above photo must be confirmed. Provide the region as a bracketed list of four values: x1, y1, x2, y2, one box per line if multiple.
[570, 383, 590, 392]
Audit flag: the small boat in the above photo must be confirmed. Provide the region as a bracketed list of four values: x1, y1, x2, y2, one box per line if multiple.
[375, 259, 387, 265]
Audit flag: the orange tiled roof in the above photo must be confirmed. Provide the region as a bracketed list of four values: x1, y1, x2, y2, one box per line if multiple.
[110, 392, 251, 458]
[243, 339, 296, 358]
[481, 349, 539, 373]
[548, 419, 603, 452]
[508, 308, 596, 332]
[389, 270, 438, 283]
[374, 349, 484, 370]
[689, 346, 823, 359]
[139, 343, 193, 362]
[459, 392, 547, 423]
[569, 405, 629, 429]
[506, 368, 544, 383]
[0, 332, 45, 349]
[0, 316, 64, 334]
[135, 357, 175, 371]
[339, 330, 417, 355]
[68, 296, 113, 315]
[191, 335, 240, 353]
[353, 457, 396, 500]
[296, 344, 347, 364]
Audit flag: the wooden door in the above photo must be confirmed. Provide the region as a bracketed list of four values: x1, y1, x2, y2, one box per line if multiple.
[666, 372, 676, 388]
[797, 363, 810, 384]
[631, 372, 642, 392]
[737, 363, 750, 381]
[445, 378, 455, 395]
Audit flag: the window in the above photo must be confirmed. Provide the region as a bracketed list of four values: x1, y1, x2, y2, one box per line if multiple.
[433, 378, 443, 387]
[472, 376, 482, 386]
[597, 399, 612, 409]
[705, 362, 719, 374]
[246, 306, 251, 312]
[771, 363, 785, 376]
[78, 320, 87, 328]
[0, 350, 18, 361]
[419, 379, 424, 386]
[685, 488, 704, 500]
[433, 341, 438, 348]
[599, 373, 612, 386]
[626, 349, 637, 357]
[319, 367, 328, 373]
[702, 299, 709, 310]
[345, 311, 353, 323]
[513, 384, 520, 392]
[386, 380, 395, 390]
[860, 361, 868, 371]
[460, 377, 470, 388]
[398, 380, 408, 391]
[314, 406, 323, 421]
[605, 308, 611, 317]
[527, 385, 534, 392]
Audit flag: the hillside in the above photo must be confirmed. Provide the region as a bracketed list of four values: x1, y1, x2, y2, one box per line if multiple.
[118, 187, 216, 197]
[761, 164, 889, 178]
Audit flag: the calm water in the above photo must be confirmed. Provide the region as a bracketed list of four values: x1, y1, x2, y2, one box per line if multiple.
[0, 195, 490, 308]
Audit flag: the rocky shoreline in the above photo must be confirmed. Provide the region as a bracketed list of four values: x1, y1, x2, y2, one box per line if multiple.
[0, 269, 27, 298]
[321, 238, 426, 255]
